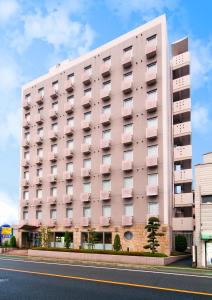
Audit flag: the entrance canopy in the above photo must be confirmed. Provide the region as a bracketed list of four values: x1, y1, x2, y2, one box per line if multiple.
[19, 224, 38, 230]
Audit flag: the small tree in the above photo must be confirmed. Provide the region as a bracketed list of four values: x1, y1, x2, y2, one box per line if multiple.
[64, 231, 71, 249]
[143, 217, 164, 254]
[175, 235, 187, 252]
[88, 228, 98, 250]
[113, 234, 121, 252]
[10, 236, 17, 248]
[39, 226, 51, 248]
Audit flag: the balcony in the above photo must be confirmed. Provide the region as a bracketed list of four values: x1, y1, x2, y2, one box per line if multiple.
[35, 177, 42, 186]
[63, 195, 73, 204]
[64, 171, 73, 181]
[35, 114, 44, 125]
[174, 193, 193, 207]
[64, 148, 73, 158]
[49, 152, 57, 162]
[49, 174, 57, 183]
[146, 155, 158, 167]
[34, 220, 42, 227]
[22, 200, 29, 208]
[35, 136, 43, 145]
[34, 198, 42, 206]
[81, 217, 90, 227]
[50, 109, 58, 120]
[22, 179, 29, 187]
[64, 125, 74, 136]
[146, 99, 157, 112]
[173, 75, 190, 92]
[23, 120, 30, 129]
[101, 64, 111, 78]
[81, 144, 91, 154]
[22, 159, 30, 167]
[172, 217, 193, 231]
[100, 164, 111, 175]
[100, 216, 110, 227]
[36, 95, 44, 105]
[122, 215, 133, 226]
[122, 107, 133, 119]
[49, 219, 57, 227]
[65, 82, 74, 93]
[122, 80, 132, 94]
[145, 41, 157, 59]
[173, 121, 191, 137]
[64, 218, 72, 227]
[100, 113, 111, 126]
[146, 127, 158, 140]
[81, 95, 91, 108]
[174, 145, 192, 161]
[23, 100, 30, 110]
[64, 102, 74, 114]
[122, 53, 132, 68]
[47, 196, 57, 205]
[36, 157, 43, 165]
[146, 185, 158, 196]
[100, 139, 111, 150]
[146, 70, 157, 86]
[100, 89, 111, 101]
[19, 220, 29, 228]
[122, 188, 133, 199]
[49, 131, 58, 141]
[81, 168, 91, 178]
[122, 160, 133, 172]
[172, 51, 190, 70]
[122, 133, 133, 145]
[100, 190, 111, 201]
[50, 89, 58, 99]
[23, 139, 30, 148]
[173, 98, 191, 115]
[80, 193, 91, 203]
[81, 120, 91, 131]
[174, 169, 192, 183]
[82, 73, 91, 85]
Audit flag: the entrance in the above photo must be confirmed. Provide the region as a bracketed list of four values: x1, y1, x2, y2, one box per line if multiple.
[206, 242, 212, 267]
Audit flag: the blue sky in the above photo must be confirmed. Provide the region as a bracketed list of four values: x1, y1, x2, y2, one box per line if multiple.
[0, 0, 212, 224]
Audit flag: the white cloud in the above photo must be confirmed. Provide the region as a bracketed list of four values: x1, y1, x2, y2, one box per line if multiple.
[0, 0, 19, 24]
[0, 110, 21, 149]
[0, 191, 18, 225]
[192, 103, 211, 133]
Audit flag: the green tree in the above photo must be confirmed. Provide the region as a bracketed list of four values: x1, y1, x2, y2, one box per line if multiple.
[113, 234, 122, 251]
[64, 231, 72, 249]
[143, 217, 164, 254]
[39, 226, 51, 248]
[175, 235, 187, 252]
[88, 228, 98, 250]
[10, 236, 17, 248]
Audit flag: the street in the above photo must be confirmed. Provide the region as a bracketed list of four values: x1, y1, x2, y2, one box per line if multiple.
[0, 256, 212, 299]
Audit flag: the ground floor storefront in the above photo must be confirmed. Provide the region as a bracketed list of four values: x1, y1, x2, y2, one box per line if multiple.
[196, 233, 212, 268]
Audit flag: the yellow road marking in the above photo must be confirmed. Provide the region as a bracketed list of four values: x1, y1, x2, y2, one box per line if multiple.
[0, 267, 212, 297]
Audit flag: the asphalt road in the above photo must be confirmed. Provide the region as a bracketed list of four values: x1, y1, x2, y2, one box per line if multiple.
[0, 256, 212, 300]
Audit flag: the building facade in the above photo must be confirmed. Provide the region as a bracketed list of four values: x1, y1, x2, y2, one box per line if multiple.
[19, 15, 193, 254]
[194, 153, 212, 268]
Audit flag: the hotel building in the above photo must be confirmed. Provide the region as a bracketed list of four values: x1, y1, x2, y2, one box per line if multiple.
[19, 15, 193, 254]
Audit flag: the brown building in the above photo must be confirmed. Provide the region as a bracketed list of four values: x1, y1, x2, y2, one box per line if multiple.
[19, 15, 193, 254]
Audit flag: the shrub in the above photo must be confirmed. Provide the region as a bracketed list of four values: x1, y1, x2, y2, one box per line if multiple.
[4, 241, 9, 248]
[144, 217, 164, 254]
[175, 235, 187, 252]
[64, 232, 71, 249]
[113, 234, 121, 251]
[10, 236, 17, 248]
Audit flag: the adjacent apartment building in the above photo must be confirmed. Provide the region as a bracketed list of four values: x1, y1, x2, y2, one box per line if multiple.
[194, 153, 212, 268]
[19, 15, 193, 254]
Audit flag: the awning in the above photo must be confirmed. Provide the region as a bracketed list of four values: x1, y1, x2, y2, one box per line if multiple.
[19, 224, 38, 230]
[201, 232, 212, 240]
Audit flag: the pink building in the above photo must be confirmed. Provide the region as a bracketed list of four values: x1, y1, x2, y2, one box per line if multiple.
[19, 15, 193, 254]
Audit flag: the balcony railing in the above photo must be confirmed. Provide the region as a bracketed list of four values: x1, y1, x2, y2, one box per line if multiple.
[65, 82, 74, 93]
[36, 157, 43, 165]
[146, 99, 157, 112]
[174, 193, 193, 207]
[100, 89, 111, 101]
[81, 144, 91, 154]
[22, 179, 29, 187]
[81, 95, 91, 108]
[50, 89, 58, 99]
[49, 175, 57, 183]
[122, 160, 133, 172]
[172, 51, 190, 69]
[122, 53, 132, 68]
[173, 75, 190, 92]
[122, 80, 132, 94]
[101, 64, 111, 78]
[100, 216, 110, 227]
[173, 121, 191, 137]
[36, 95, 44, 105]
[122, 215, 133, 226]
[64, 218, 72, 227]
[122, 133, 133, 145]
[173, 98, 191, 115]
[172, 217, 193, 231]
[23, 120, 30, 129]
[100, 191, 111, 201]
[23, 100, 30, 110]
[64, 125, 74, 136]
[47, 196, 57, 205]
[146, 185, 158, 196]
[49, 152, 57, 162]
[174, 145, 192, 161]
[146, 70, 157, 86]
[64, 148, 73, 158]
[35, 114, 44, 125]
[174, 169, 192, 183]
[82, 73, 91, 85]
[81, 217, 90, 227]
[35, 177, 42, 186]
[50, 109, 58, 120]
[145, 41, 157, 59]
[100, 139, 111, 150]
[49, 219, 57, 227]
[63, 171, 73, 181]
[100, 164, 111, 175]
[122, 188, 133, 199]
[122, 107, 133, 119]
[146, 155, 158, 167]
[63, 195, 73, 204]
[81, 120, 91, 131]
[49, 131, 58, 141]
[100, 113, 111, 126]
[35, 136, 43, 145]
[64, 102, 74, 114]
[80, 193, 91, 202]
[146, 127, 158, 140]
[81, 168, 91, 178]
[34, 198, 42, 206]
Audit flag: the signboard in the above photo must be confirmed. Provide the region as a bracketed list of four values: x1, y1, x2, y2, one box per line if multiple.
[0, 224, 13, 238]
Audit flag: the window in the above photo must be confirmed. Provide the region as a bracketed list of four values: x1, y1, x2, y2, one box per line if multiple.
[23, 191, 29, 200]
[37, 127, 44, 137]
[123, 97, 133, 107]
[25, 113, 30, 121]
[67, 117, 74, 127]
[51, 144, 57, 154]
[38, 107, 44, 114]
[67, 95, 74, 104]
[84, 111, 91, 121]
[36, 189, 42, 199]
[147, 117, 158, 128]
[124, 177, 133, 188]
[24, 151, 30, 160]
[123, 123, 133, 134]
[83, 182, 91, 193]
[147, 145, 158, 156]
[23, 211, 28, 220]
[147, 34, 157, 42]
[102, 129, 111, 140]
[102, 105, 111, 114]
[83, 158, 91, 169]
[52, 81, 58, 91]
[25, 132, 30, 141]
[50, 209, 57, 219]
[148, 173, 158, 185]
[124, 204, 133, 216]
[37, 168, 43, 177]
[103, 80, 111, 90]
[83, 207, 91, 217]
[124, 150, 133, 161]
[36, 210, 42, 220]
[84, 65, 92, 74]
[124, 231, 133, 240]
[123, 71, 133, 80]
[52, 122, 58, 132]
[38, 87, 44, 97]
[51, 187, 57, 197]
[147, 89, 157, 100]
[51, 165, 57, 175]
[24, 171, 29, 180]
[66, 185, 73, 195]
[67, 139, 74, 150]
[102, 205, 111, 217]
[102, 180, 111, 191]
[37, 148, 43, 158]
[148, 202, 159, 215]
[84, 88, 91, 97]
[103, 56, 111, 64]
[25, 94, 31, 103]
[67, 73, 74, 83]
[102, 154, 111, 165]
[84, 135, 91, 145]
[123, 45, 133, 55]
[175, 185, 182, 194]
[52, 102, 58, 111]
[66, 208, 73, 219]
[202, 195, 212, 204]
[147, 62, 157, 72]
[66, 162, 73, 172]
